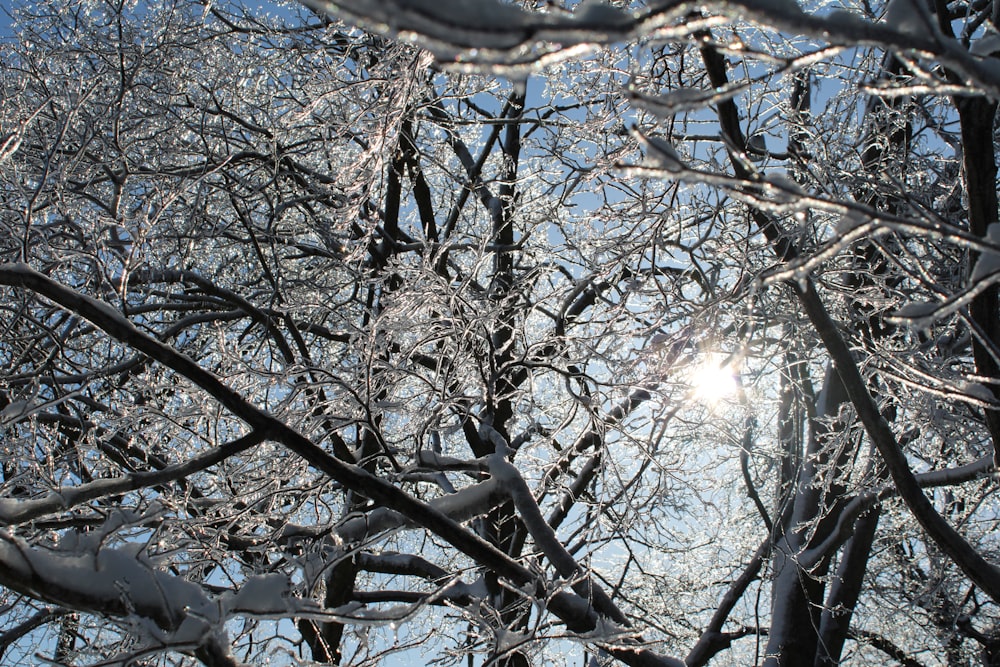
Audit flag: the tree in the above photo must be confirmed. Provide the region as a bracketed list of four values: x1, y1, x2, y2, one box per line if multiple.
[2, 0, 1000, 665]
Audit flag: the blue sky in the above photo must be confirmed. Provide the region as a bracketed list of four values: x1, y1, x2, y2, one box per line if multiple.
[1, 3, 12, 39]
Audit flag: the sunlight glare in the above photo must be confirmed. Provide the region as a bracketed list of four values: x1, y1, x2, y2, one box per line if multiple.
[690, 357, 739, 405]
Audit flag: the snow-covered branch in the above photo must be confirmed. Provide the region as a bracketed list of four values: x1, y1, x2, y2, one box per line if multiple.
[301, 0, 1000, 95]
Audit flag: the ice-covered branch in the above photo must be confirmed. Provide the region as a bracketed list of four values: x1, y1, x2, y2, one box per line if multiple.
[300, 0, 1000, 94]
[798, 454, 994, 569]
[487, 453, 678, 658]
[0, 431, 266, 526]
[686, 539, 770, 666]
[0, 263, 687, 667]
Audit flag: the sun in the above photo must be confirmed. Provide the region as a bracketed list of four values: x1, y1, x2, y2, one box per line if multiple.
[689, 356, 739, 405]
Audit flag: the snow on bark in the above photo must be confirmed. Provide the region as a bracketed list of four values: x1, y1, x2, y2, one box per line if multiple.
[628, 84, 749, 118]
[487, 452, 636, 633]
[0, 527, 228, 651]
[633, 129, 686, 173]
[971, 222, 1000, 282]
[971, 32, 1000, 57]
[884, 0, 936, 37]
[762, 171, 806, 203]
[299, 0, 1000, 96]
[335, 477, 505, 542]
[297, 0, 632, 71]
[0, 528, 410, 654]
